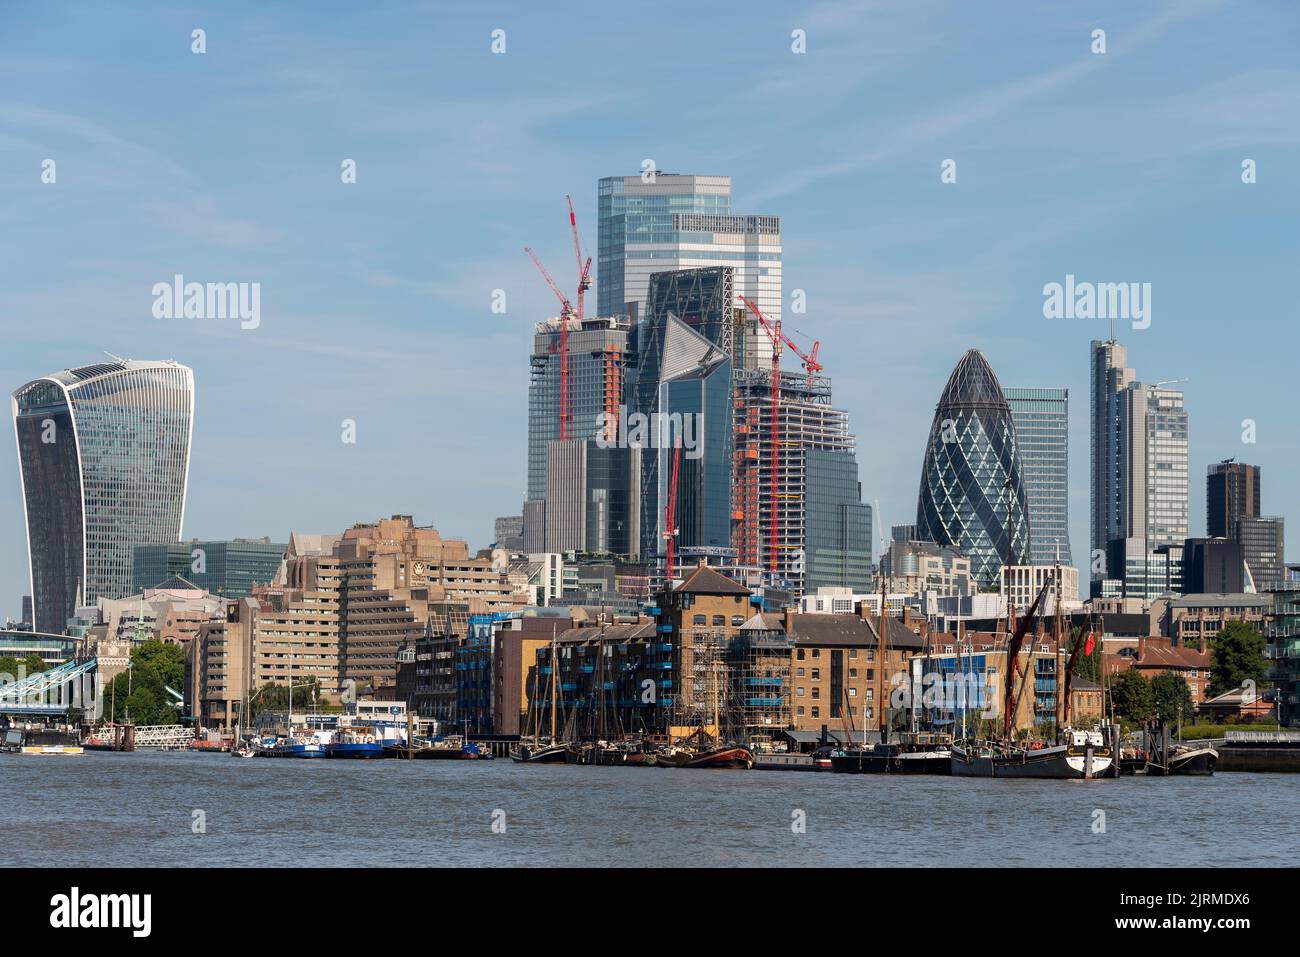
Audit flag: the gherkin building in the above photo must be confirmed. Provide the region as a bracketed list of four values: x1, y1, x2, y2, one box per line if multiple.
[915, 349, 1030, 589]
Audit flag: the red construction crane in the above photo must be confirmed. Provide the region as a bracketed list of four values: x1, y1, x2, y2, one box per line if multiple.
[525, 245, 574, 441]
[740, 296, 783, 581]
[663, 440, 683, 581]
[567, 195, 592, 325]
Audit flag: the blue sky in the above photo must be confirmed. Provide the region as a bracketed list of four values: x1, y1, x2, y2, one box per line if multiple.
[2, 1, 1298, 615]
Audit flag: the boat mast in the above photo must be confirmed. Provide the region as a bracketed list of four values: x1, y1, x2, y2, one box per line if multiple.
[1054, 557, 1064, 736]
[550, 624, 558, 742]
[876, 533, 889, 746]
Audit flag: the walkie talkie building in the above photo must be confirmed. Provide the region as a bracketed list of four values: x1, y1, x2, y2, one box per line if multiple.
[11, 359, 194, 632]
[915, 350, 1029, 589]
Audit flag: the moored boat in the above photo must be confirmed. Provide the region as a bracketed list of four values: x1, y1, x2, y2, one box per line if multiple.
[950, 729, 1112, 779]
[3, 726, 83, 756]
[510, 740, 568, 763]
[830, 732, 953, 775]
[257, 734, 327, 758]
[1167, 746, 1217, 775]
[325, 728, 384, 759]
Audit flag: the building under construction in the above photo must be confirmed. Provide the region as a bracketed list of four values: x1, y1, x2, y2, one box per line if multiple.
[731, 366, 872, 595]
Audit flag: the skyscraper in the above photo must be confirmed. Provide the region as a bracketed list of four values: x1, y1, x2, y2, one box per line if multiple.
[1239, 516, 1285, 593]
[523, 315, 630, 549]
[1006, 387, 1072, 565]
[597, 173, 781, 367]
[1207, 459, 1260, 539]
[1090, 339, 1189, 597]
[633, 311, 734, 563]
[1090, 338, 1135, 556]
[12, 359, 195, 632]
[915, 350, 1029, 589]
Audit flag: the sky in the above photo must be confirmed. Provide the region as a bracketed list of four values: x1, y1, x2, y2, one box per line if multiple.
[1, 0, 1298, 616]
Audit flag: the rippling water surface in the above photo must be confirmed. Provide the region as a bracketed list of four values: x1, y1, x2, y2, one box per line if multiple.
[1, 751, 1294, 867]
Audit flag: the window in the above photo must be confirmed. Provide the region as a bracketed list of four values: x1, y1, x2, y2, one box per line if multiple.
[796, 667, 805, 678]
[811, 669, 820, 680]
[811, 707, 820, 718]
[812, 649, 820, 658]
[849, 649, 858, 659]
[849, 668, 857, 678]
[796, 687, 805, 697]
[712, 615, 725, 627]
[692, 614, 705, 625]
[811, 688, 820, 699]
[848, 688, 857, 697]
[797, 706, 805, 716]
[797, 649, 805, 661]
[731, 615, 745, 626]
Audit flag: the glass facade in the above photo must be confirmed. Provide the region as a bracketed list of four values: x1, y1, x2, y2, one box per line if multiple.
[803, 449, 872, 592]
[1006, 387, 1072, 565]
[132, 539, 286, 597]
[597, 174, 780, 369]
[633, 269, 735, 561]
[12, 360, 194, 632]
[916, 350, 1029, 589]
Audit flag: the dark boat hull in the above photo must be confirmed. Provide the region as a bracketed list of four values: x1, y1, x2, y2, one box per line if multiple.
[1167, 748, 1217, 775]
[510, 743, 568, 763]
[830, 748, 951, 775]
[950, 745, 1112, 779]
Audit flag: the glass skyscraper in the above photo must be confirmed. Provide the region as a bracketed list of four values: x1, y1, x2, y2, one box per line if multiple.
[12, 359, 194, 632]
[1006, 387, 1072, 565]
[915, 350, 1029, 589]
[597, 174, 781, 367]
[803, 449, 872, 592]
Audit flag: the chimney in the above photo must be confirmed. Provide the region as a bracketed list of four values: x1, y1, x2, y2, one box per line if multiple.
[1138, 636, 1146, 662]
[783, 606, 795, 636]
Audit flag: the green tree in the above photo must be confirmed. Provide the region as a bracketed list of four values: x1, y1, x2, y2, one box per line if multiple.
[1110, 670, 1154, 724]
[100, 639, 187, 725]
[0, 654, 49, 680]
[247, 677, 320, 719]
[1066, 626, 1101, 683]
[1151, 672, 1193, 725]
[1208, 620, 1267, 697]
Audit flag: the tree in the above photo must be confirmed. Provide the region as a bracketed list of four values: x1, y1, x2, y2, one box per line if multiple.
[1067, 626, 1101, 683]
[1209, 620, 1267, 698]
[0, 654, 49, 680]
[100, 639, 187, 725]
[1151, 672, 1193, 725]
[1110, 670, 1154, 724]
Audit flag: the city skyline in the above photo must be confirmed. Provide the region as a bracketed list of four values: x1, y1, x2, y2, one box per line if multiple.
[4, 2, 1299, 614]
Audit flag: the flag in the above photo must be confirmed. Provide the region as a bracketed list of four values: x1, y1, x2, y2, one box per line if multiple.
[1084, 631, 1095, 657]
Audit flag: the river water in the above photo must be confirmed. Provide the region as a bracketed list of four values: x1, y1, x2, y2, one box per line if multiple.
[1, 751, 1294, 867]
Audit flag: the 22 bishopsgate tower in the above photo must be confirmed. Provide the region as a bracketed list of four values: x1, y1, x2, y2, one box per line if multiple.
[11, 359, 195, 632]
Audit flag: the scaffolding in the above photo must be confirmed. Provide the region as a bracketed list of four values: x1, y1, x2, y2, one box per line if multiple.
[728, 629, 794, 742]
[730, 366, 853, 592]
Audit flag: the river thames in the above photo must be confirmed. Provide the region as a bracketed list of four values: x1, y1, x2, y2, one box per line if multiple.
[2, 751, 1295, 867]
